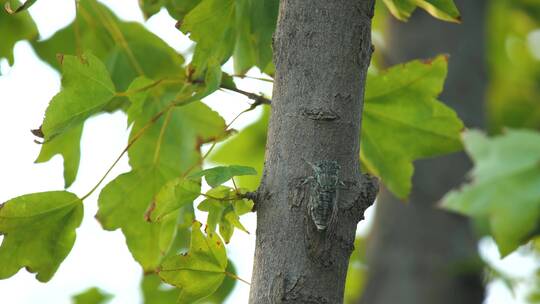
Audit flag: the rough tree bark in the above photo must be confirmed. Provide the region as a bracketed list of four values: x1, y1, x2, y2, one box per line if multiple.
[249, 1, 378, 303]
[359, 1, 487, 304]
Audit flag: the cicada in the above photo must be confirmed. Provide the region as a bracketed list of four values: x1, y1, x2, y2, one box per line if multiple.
[304, 160, 341, 231]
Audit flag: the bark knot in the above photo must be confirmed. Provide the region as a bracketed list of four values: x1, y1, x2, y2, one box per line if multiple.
[301, 107, 340, 121]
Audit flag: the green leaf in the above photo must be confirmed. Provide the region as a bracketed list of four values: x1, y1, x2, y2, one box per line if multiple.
[190, 165, 257, 187]
[0, 0, 37, 65]
[442, 129, 540, 256]
[147, 177, 201, 223]
[210, 107, 269, 190]
[199, 261, 237, 303]
[248, 0, 278, 75]
[382, 0, 416, 21]
[0, 191, 83, 282]
[181, 0, 236, 76]
[164, 0, 201, 21]
[3, 0, 37, 14]
[179, 0, 278, 76]
[142, 264, 236, 304]
[158, 221, 228, 304]
[35, 123, 83, 188]
[383, 0, 460, 23]
[96, 168, 178, 271]
[125, 76, 154, 126]
[197, 186, 251, 243]
[232, 0, 257, 75]
[138, 0, 165, 19]
[415, 0, 460, 22]
[361, 56, 464, 199]
[128, 96, 228, 175]
[100, 76, 227, 270]
[32, 0, 184, 92]
[142, 274, 180, 304]
[41, 52, 116, 140]
[72, 287, 112, 304]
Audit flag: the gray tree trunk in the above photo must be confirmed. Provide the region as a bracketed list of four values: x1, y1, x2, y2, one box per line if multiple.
[249, 1, 378, 303]
[359, 1, 487, 304]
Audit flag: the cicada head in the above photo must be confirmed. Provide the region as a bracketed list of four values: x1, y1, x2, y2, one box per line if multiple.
[313, 160, 340, 189]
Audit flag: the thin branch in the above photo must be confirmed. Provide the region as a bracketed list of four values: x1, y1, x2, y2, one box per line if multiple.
[220, 86, 272, 106]
[230, 74, 274, 83]
[231, 177, 239, 192]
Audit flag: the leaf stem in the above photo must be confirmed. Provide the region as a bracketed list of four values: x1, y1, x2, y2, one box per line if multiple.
[224, 271, 251, 285]
[80, 103, 172, 201]
[230, 74, 274, 83]
[116, 78, 184, 97]
[153, 108, 173, 164]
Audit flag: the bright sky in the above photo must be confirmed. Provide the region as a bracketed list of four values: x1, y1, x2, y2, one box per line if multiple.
[0, 1, 537, 303]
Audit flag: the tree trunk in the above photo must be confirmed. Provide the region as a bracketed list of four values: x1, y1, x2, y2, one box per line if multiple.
[249, 1, 378, 303]
[359, 1, 487, 304]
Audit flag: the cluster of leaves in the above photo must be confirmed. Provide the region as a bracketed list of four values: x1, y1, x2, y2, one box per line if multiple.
[7, 0, 526, 303]
[1, 0, 265, 302]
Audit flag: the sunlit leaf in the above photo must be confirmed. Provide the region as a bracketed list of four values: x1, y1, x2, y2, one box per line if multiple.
[32, 0, 184, 92]
[0, 0, 37, 65]
[158, 221, 228, 303]
[164, 0, 201, 21]
[142, 274, 180, 304]
[443, 129, 540, 256]
[180, 0, 235, 77]
[142, 264, 236, 304]
[41, 52, 115, 141]
[361, 56, 464, 199]
[99, 73, 227, 270]
[72, 287, 112, 304]
[179, 0, 277, 76]
[138, 0, 165, 19]
[96, 168, 178, 271]
[127, 94, 228, 175]
[35, 123, 83, 188]
[3, 0, 37, 14]
[382, 0, 416, 21]
[383, 0, 460, 23]
[147, 177, 201, 223]
[125, 76, 154, 126]
[248, 0, 278, 75]
[0, 191, 83, 282]
[197, 186, 251, 243]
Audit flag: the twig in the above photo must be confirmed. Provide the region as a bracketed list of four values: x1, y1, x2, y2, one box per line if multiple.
[220, 86, 272, 107]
